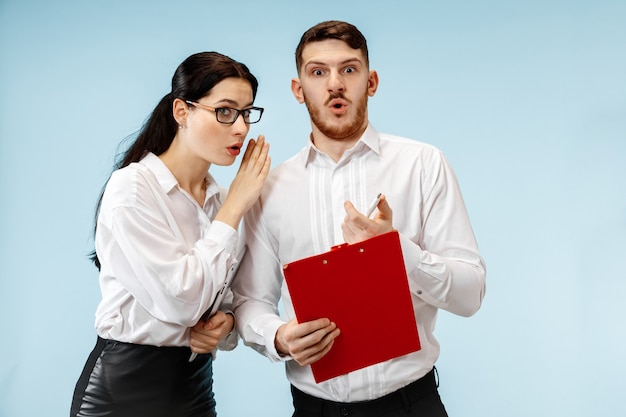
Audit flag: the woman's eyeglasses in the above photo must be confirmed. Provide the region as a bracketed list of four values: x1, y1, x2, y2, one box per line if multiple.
[185, 100, 264, 124]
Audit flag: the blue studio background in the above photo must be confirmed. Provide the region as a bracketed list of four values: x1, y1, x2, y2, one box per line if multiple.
[1, 1, 625, 416]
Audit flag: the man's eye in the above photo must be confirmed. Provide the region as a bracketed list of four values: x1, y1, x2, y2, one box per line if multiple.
[313, 69, 324, 76]
[344, 66, 355, 74]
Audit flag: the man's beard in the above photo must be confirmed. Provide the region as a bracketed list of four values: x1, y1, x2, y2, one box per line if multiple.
[304, 92, 368, 141]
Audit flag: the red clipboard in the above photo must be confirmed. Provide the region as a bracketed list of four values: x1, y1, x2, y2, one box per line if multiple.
[282, 231, 420, 383]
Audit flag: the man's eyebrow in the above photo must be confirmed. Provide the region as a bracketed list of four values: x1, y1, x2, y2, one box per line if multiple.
[305, 58, 363, 68]
[339, 58, 363, 66]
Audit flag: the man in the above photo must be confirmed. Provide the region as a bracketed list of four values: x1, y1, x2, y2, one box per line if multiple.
[231, 20, 486, 416]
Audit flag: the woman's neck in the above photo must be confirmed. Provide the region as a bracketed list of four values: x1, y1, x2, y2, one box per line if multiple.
[158, 147, 210, 206]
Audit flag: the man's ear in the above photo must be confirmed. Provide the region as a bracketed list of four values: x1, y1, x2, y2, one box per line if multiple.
[291, 78, 305, 103]
[367, 70, 379, 97]
[172, 98, 189, 127]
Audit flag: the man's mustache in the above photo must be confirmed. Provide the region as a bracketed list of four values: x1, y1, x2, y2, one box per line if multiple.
[325, 93, 351, 106]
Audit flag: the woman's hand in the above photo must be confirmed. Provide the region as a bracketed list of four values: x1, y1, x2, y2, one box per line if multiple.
[215, 135, 270, 229]
[189, 311, 235, 354]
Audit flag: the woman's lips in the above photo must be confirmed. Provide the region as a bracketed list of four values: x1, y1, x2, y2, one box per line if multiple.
[227, 145, 241, 156]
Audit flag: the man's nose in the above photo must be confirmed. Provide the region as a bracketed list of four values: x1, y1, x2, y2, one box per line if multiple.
[328, 70, 345, 92]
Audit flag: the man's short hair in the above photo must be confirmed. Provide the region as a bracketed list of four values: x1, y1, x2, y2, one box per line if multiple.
[295, 20, 369, 74]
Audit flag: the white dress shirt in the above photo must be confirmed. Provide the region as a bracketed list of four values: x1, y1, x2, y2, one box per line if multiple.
[94, 152, 240, 349]
[232, 124, 486, 402]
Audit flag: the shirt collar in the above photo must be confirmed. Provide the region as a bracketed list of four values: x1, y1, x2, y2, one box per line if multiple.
[140, 152, 178, 192]
[300, 123, 381, 167]
[139, 152, 220, 200]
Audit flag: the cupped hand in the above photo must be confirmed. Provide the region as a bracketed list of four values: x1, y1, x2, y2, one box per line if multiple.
[215, 135, 270, 229]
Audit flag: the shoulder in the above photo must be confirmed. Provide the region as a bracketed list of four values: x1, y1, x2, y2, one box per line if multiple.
[271, 149, 305, 174]
[108, 161, 145, 184]
[379, 132, 442, 153]
[265, 149, 307, 189]
[377, 132, 446, 167]
[103, 162, 157, 209]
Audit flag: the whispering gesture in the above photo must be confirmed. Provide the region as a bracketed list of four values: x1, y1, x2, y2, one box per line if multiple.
[215, 135, 271, 229]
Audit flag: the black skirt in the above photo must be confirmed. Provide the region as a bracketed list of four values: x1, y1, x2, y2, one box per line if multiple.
[70, 337, 216, 417]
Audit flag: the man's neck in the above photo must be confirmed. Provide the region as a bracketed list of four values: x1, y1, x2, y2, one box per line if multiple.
[310, 125, 368, 163]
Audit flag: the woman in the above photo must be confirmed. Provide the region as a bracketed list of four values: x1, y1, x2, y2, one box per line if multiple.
[70, 51, 270, 416]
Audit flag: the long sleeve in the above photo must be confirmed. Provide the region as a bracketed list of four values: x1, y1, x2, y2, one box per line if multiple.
[101, 203, 238, 326]
[231, 201, 287, 361]
[399, 151, 486, 317]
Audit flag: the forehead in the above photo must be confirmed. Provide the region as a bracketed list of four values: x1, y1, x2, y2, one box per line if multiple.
[204, 77, 253, 104]
[301, 39, 366, 68]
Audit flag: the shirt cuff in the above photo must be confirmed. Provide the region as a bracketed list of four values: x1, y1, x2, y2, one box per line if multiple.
[261, 317, 292, 363]
[398, 232, 422, 275]
[217, 329, 238, 351]
[206, 220, 239, 255]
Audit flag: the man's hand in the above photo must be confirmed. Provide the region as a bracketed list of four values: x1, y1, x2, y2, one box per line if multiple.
[341, 194, 393, 244]
[189, 311, 234, 354]
[275, 318, 340, 366]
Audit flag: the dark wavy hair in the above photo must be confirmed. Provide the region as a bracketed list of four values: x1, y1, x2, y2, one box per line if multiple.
[295, 20, 369, 74]
[89, 52, 259, 269]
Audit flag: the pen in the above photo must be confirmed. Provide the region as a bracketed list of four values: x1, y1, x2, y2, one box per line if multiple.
[365, 193, 382, 219]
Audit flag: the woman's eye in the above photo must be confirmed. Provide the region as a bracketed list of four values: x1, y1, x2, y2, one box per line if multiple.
[217, 108, 233, 116]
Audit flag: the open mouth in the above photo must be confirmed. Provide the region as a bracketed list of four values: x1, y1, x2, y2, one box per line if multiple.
[329, 99, 347, 114]
[227, 145, 242, 156]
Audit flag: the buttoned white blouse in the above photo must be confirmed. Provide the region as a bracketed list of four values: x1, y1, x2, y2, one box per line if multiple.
[94, 152, 240, 349]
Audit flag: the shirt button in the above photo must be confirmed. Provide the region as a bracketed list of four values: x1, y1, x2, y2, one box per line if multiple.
[417, 290, 423, 295]
[340, 407, 349, 416]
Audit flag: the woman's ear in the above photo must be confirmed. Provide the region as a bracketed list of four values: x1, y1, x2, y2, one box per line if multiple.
[172, 98, 189, 127]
